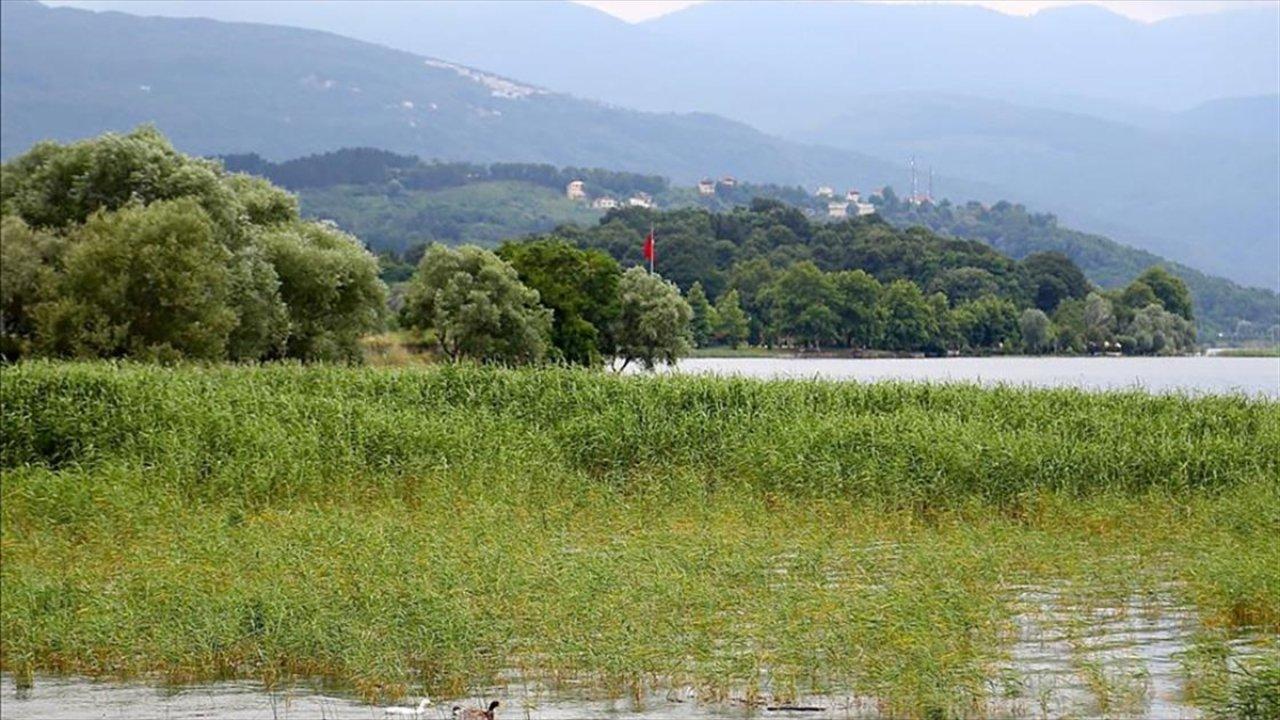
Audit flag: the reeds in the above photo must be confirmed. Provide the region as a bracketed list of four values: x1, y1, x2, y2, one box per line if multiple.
[1, 362, 1276, 716]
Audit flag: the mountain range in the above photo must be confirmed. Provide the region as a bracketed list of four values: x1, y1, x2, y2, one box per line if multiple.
[6, 0, 1280, 291]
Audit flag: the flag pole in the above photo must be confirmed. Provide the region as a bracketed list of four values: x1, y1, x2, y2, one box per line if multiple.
[648, 222, 654, 275]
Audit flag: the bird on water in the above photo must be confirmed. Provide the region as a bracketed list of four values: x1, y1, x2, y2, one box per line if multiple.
[383, 697, 432, 717]
[452, 700, 500, 719]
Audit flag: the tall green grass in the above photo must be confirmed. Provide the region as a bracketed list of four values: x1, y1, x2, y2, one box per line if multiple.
[2, 362, 1277, 716]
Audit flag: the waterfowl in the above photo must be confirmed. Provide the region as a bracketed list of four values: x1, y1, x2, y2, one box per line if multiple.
[384, 697, 432, 716]
[451, 700, 499, 720]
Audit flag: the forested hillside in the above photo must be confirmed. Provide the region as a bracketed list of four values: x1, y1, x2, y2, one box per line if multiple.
[877, 196, 1279, 341]
[218, 148, 1273, 343]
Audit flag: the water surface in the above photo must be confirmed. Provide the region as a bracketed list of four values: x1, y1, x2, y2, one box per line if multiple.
[668, 357, 1280, 397]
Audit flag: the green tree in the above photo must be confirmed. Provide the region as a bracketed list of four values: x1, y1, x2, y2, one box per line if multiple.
[0, 127, 388, 363]
[1124, 303, 1195, 355]
[1019, 308, 1054, 354]
[403, 244, 551, 364]
[1082, 292, 1115, 348]
[764, 261, 838, 348]
[832, 269, 882, 348]
[1020, 251, 1090, 312]
[712, 289, 750, 349]
[954, 295, 1021, 351]
[33, 199, 236, 361]
[498, 238, 621, 366]
[1134, 266, 1194, 321]
[613, 267, 692, 371]
[880, 280, 936, 352]
[685, 281, 716, 348]
[260, 222, 387, 362]
[0, 217, 60, 359]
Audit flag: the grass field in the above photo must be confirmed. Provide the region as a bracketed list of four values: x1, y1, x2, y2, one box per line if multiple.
[2, 363, 1277, 717]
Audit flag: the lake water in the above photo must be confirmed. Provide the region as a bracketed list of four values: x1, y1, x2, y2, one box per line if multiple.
[666, 356, 1280, 397]
[4, 587, 1266, 720]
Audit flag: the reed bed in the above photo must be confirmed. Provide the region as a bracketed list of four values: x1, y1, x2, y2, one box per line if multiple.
[2, 362, 1277, 717]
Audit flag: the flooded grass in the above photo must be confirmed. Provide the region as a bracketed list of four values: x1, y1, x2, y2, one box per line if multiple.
[1, 363, 1277, 718]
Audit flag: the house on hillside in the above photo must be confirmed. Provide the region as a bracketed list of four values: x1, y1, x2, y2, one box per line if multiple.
[566, 180, 586, 200]
[846, 189, 861, 202]
[628, 192, 654, 209]
[592, 197, 620, 210]
[827, 201, 849, 218]
[816, 185, 835, 198]
[854, 201, 876, 216]
[719, 176, 738, 188]
[698, 179, 716, 196]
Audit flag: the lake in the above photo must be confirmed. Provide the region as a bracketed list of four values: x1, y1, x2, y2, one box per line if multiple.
[666, 356, 1280, 397]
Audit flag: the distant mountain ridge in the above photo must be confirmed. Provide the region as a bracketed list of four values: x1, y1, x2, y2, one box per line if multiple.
[1, 1, 984, 200]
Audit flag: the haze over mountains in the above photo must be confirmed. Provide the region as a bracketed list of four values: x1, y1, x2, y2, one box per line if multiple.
[10, 0, 1280, 291]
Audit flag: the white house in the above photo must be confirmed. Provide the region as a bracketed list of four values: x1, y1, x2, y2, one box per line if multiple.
[719, 176, 738, 188]
[816, 186, 835, 198]
[628, 192, 654, 209]
[846, 189, 861, 202]
[827, 201, 849, 218]
[591, 197, 620, 210]
[566, 180, 586, 200]
[698, 179, 716, 196]
[854, 202, 876, 216]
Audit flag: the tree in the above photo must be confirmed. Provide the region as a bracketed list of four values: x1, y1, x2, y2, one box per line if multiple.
[613, 267, 692, 371]
[832, 269, 882, 348]
[929, 267, 999, 306]
[686, 281, 716, 348]
[0, 217, 60, 359]
[880, 280, 936, 352]
[403, 244, 551, 364]
[1082, 292, 1115, 348]
[954, 295, 1021, 351]
[764, 261, 839, 348]
[1019, 308, 1054, 354]
[1134, 266, 1194, 321]
[0, 127, 388, 363]
[1124, 303, 1195, 355]
[32, 199, 236, 361]
[259, 222, 387, 362]
[498, 238, 620, 366]
[712, 289, 750, 349]
[1020, 251, 1090, 312]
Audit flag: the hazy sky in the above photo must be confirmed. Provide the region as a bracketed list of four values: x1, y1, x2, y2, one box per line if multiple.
[575, 0, 1268, 23]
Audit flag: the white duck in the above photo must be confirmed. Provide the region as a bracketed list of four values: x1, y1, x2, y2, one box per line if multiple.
[383, 697, 432, 717]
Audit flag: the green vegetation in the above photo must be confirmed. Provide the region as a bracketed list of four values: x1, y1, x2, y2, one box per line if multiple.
[0, 128, 386, 362]
[879, 197, 1280, 341]
[2, 363, 1277, 716]
[548, 203, 1195, 355]
[215, 147, 1277, 345]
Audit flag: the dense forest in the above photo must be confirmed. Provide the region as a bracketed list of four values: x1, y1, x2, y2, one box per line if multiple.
[876, 193, 1280, 341]
[515, 202, 1197, 355]
[223, 148, 1276, 343]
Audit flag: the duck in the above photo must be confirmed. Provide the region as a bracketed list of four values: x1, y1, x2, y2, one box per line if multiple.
[451, 700, 499, 720]
[383, 697, 432, 717]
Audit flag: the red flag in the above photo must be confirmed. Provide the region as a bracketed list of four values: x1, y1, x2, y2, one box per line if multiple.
[642, 230, 655, 262]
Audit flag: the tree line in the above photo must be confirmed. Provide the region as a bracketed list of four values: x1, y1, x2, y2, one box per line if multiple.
[1, 129, 1199, 365]
[2, 128, 386, 362]
[220, 148, 670, 198]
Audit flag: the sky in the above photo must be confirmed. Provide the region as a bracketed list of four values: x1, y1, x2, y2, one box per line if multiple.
[574, 0, 1268, 23]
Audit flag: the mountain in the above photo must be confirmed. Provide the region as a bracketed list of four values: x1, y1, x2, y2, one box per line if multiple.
[2, 1, 974, 198]
[48, 1, 1279, 122]
[797, 93, 1280, 290]
[40, 0, 1280, 291]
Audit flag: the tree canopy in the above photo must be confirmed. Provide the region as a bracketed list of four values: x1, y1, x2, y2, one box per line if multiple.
[0, 127, 386, 362]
